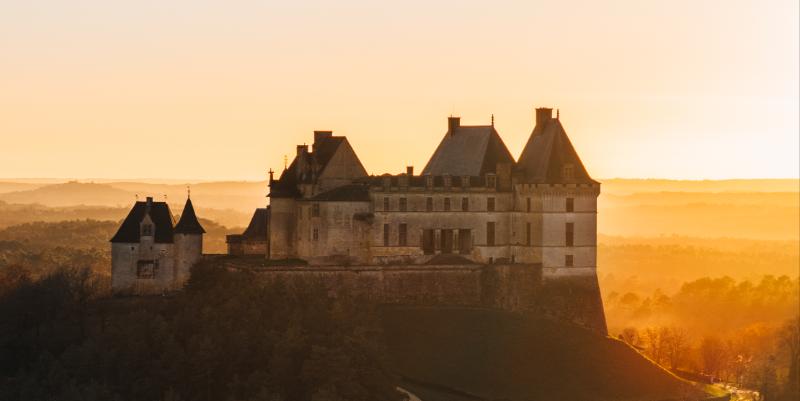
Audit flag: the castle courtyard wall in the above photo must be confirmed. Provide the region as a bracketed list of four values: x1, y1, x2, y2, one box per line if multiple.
[214, 258, 607, 334]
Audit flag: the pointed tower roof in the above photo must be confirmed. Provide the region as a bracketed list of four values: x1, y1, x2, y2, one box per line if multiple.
[174, 197, 206, 234]
[516, 108, 596, 184]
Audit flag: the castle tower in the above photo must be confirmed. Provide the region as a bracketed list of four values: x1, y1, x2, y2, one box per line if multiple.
[173, 196, 205, 287]
[515, 107, 600, 274]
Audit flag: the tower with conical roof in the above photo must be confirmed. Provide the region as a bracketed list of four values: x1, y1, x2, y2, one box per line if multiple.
[173, 195, 205, 287]
[513, 107, 600, 275]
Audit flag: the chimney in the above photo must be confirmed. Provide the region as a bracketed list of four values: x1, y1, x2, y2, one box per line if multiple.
[535, 107, 553, 126]
[448, 116, 461, 136]
[312, 131, 332, 153]
[406, 166, 414, 176]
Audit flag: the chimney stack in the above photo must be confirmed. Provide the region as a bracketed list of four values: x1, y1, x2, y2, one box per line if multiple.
[313, 131, 332, 153]
[406, 166, 414, 176]
[448, 116, 461, 136]
[535, 107, 553, 126]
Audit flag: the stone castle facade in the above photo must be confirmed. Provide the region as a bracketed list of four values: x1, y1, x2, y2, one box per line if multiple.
[233, 107, 598, 278]
[110, 196, 205, 294]
[111, 106, 606, 333]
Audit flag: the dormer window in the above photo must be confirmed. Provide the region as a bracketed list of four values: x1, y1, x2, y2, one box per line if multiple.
[443, 175, 452, 188]
[141, 224, 153, 236]
[486, 174, 497, 188]
[425, 175, 434, 188]
[462, 176, 470, 188]
[563, 164, 575, 180]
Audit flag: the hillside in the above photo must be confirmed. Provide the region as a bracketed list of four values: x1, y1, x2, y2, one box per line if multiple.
[383, 307, 716, 401]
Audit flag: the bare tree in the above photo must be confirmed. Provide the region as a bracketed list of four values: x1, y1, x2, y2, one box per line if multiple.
[619, 327, 641, 348]
[664, 326, 690, 370]
[700, 336, 728, 379]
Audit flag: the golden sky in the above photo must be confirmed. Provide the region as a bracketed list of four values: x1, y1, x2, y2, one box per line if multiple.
[1, 0, 797, 180]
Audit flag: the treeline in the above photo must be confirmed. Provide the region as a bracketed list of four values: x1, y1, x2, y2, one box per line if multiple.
[617, 320, 798, 401]
[607, 275, 799, 401]
[605, 275, 799, 335]
[0, 219, 237, 283]
[0, 263, 405, 401]
[599, 236, 799, 294]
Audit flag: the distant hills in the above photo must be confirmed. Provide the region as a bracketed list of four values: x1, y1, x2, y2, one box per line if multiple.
[1, 178, 797, 240]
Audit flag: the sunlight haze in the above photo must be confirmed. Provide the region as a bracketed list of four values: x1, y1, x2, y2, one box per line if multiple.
[1, 0, 797, 180]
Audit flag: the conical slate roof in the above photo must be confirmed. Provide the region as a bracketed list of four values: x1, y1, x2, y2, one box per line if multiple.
[174, 198, 206, 234]
[517, 113, 596, 184]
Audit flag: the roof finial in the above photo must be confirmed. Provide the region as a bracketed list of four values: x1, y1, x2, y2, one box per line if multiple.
[491, 114, 494, 127]
[284, 155, 288, 170]
[135, 193, 139, 201]
[164, 193, 168, 202]
[187, 185, 191, 199]
[556, 109, 560, 119]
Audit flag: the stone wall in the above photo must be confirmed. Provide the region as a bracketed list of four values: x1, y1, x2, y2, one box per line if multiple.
[216, 258, 607, 334]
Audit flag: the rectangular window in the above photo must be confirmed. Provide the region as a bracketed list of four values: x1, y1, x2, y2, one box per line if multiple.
[563, 164, 575, 179]
[566, 222, 574, 247]
[565, 254, 574, 267]
[312, 228, 319, 241]
[462, 176, 470, 188]
[399, 223, 407, 246]
[526, 222, 531, 246]
[458, 229, 471, 254]
[486, 175, 496, 188]
[526, 198, 531, 212]
[422, 229, 435, 254]
[383, 224, 390, 246]
[486, 222, 495, 246]
[426, 197, 433, 212]
[461, 197, 469, 211]
[141, 224, 153, 236]
[399, 197, 407, 212]
[383, 197, 390, 211]
[444, 198, 451, 211]
[312, 203, 320, 217]
[136, 260, 156, 279]
[487, 197, 495, 212]
[566, 197, 574, 212]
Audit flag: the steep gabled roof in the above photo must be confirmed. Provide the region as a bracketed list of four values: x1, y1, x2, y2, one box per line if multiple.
[517, 117, 596, 184]
[174, 198, 205, 234]
[422, 125, 514, 176]
[110, 201, 176, 243]
[238, 207, 268, 239]
[269, 135, 347, 198]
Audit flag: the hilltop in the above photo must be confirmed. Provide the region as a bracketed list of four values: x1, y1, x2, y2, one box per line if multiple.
[383, 307, 718, 401]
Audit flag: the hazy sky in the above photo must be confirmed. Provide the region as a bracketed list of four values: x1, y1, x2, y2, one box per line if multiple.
[1, 0, 797, 180]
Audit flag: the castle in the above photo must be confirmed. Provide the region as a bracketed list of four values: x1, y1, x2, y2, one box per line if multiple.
[231, 107, 598, 274]
[110, 196, 205, 294]
[110, 107, 606, 333]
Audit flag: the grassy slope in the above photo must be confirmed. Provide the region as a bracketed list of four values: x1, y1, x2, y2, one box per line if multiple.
[383, 307, 712, 401]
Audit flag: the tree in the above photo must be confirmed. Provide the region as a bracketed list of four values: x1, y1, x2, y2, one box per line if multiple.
[663, 326, 690, 370]
[700, 336, 728, 379]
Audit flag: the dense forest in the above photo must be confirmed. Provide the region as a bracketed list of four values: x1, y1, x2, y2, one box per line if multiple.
[0, 263, 404, 401]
